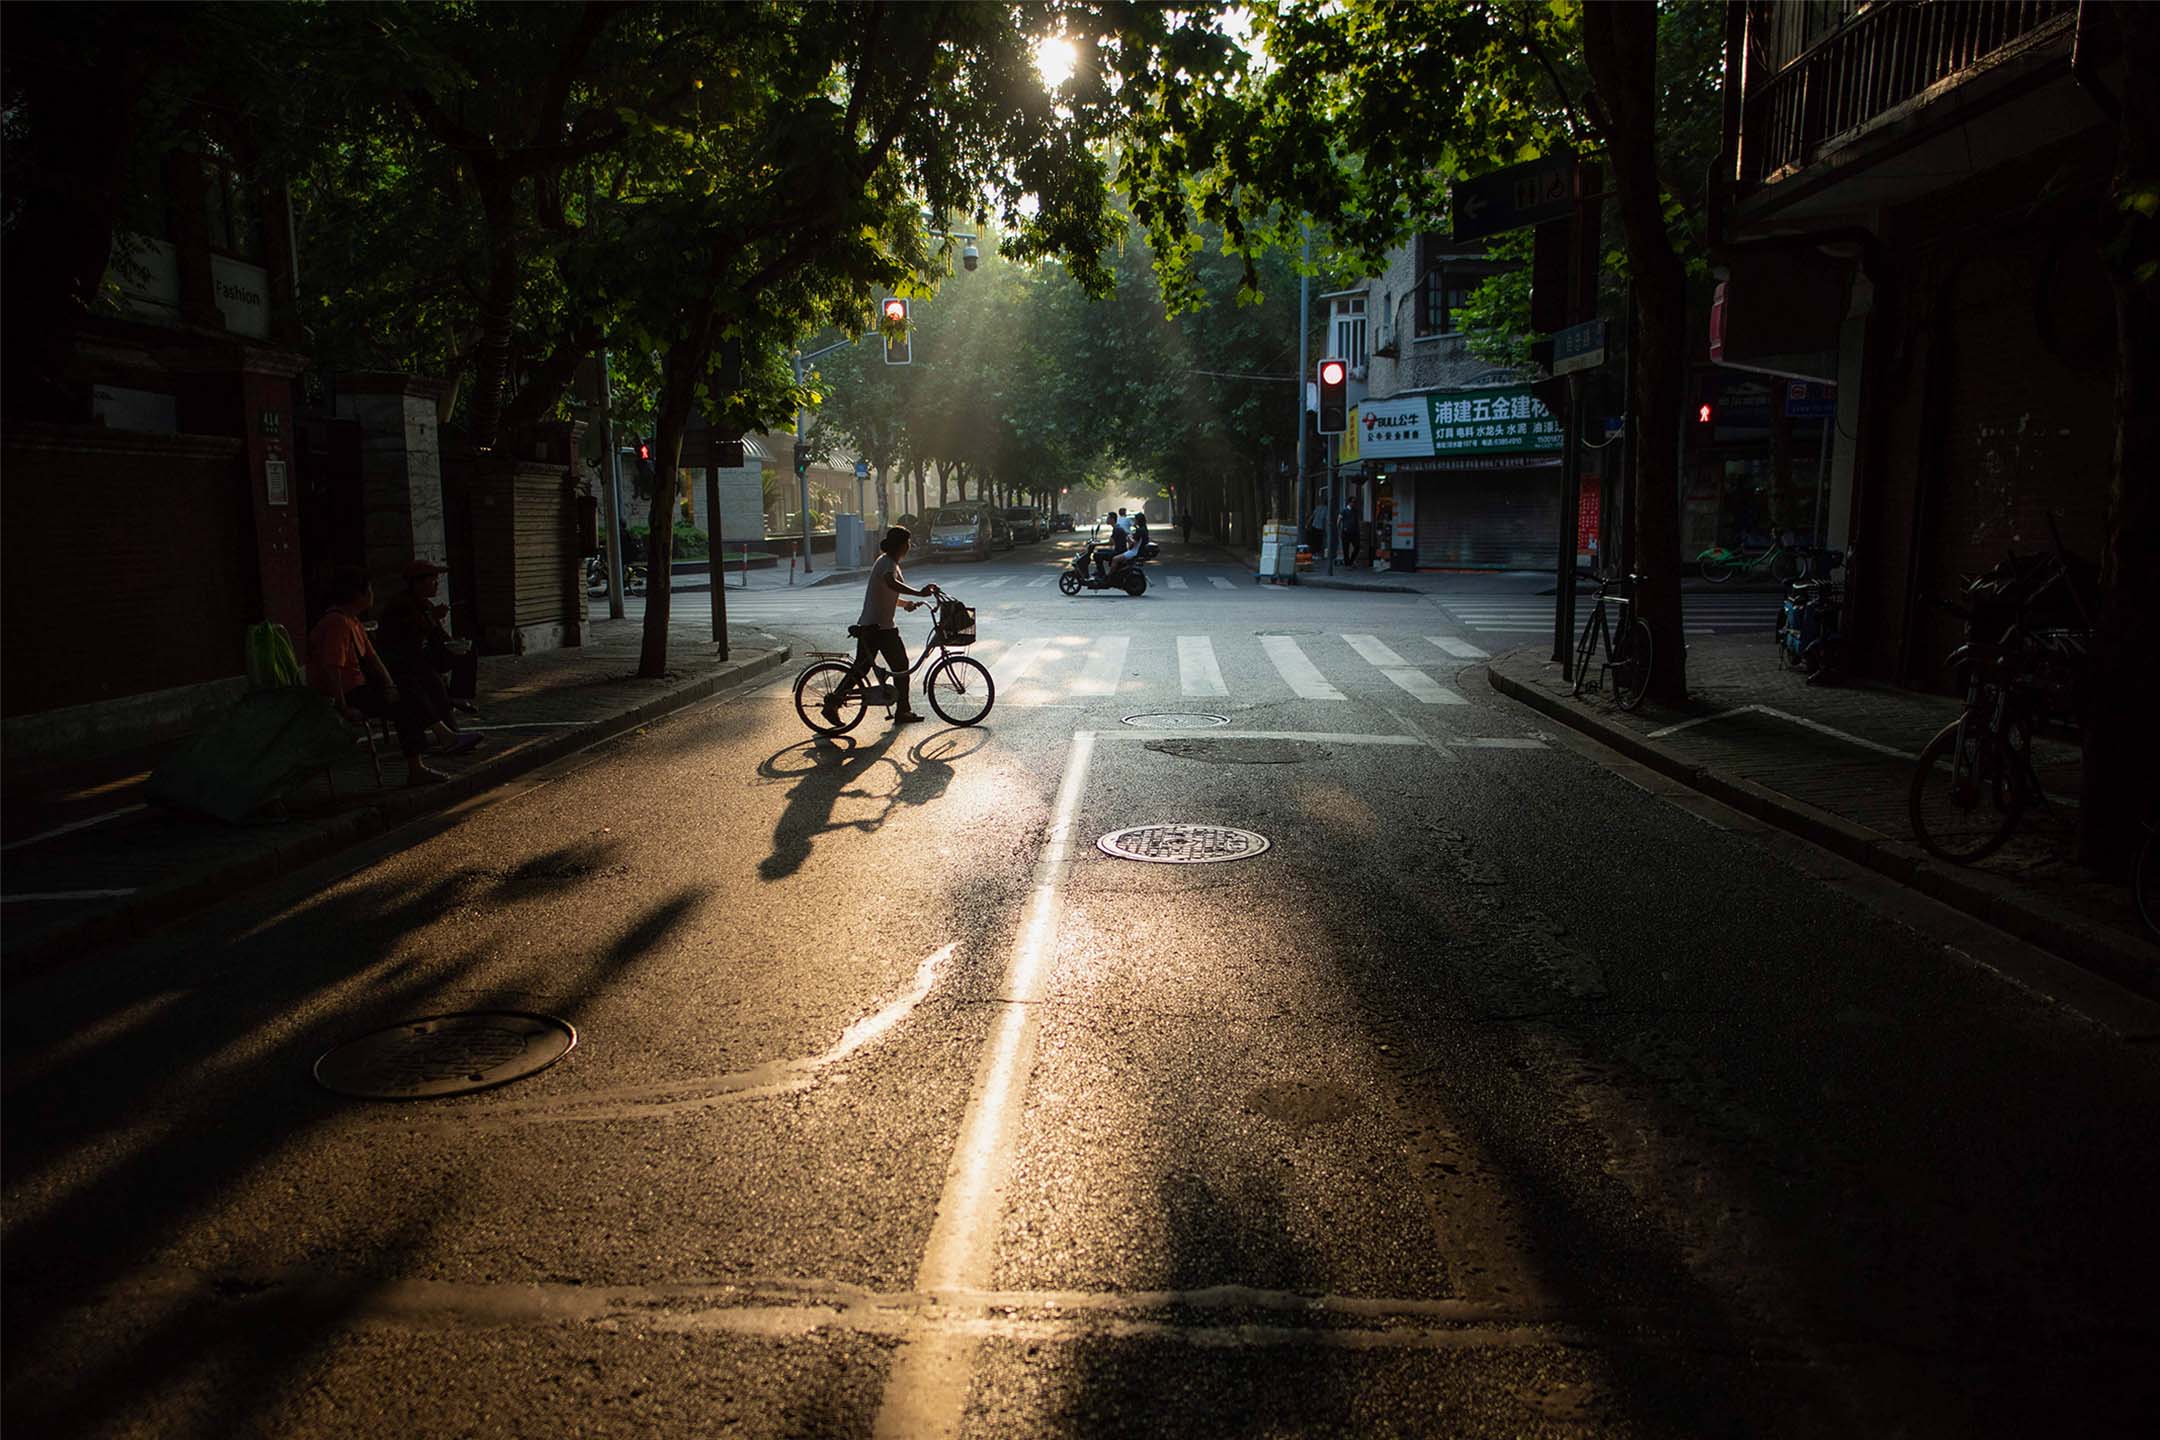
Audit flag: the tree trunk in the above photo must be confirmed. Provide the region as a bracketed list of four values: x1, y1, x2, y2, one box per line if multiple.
[1583, 0, 1691, 704]
[2081, 1, 2160, 872]
[638, 312, 718, 678]
[466, 169, 520, 452]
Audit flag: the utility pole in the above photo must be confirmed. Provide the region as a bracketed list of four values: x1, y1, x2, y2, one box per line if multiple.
[595, 351, 627, 621]
[1324, 433, 1339, 577]
[1294, 221, 1312, 547]
[793, 352, 812, 575]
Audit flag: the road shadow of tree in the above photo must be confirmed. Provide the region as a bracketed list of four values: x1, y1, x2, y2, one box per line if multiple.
[0, 866, 706, 1439]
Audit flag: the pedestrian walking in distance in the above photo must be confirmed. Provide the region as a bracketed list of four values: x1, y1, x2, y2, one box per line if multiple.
[1341, 499, 1360, 567]
[827, 526, 935, 727]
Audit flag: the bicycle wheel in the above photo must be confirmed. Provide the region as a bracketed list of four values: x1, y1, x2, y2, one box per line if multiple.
[1770, 550, 1801, 583]
[1700, 552, 1734, 584]
[794, 661, 865, 736]
[1571, 609, 1602, 695]
[924, 654, 995, 726]
[1909, 719, 2022, 863]
[1610, 618, 1653, 711]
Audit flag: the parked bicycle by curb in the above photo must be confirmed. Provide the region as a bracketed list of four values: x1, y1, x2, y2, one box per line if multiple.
[1571, 570, 1652, 712]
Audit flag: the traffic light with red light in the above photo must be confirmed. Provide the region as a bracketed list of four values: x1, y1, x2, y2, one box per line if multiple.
[881, 298, 911, 365]
[1696, 402, 1714, 426]
[637, 440, 651, 461]
[1317, 358, 1348, 434]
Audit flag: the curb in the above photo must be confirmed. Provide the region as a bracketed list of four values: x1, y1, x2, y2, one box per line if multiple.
[1487, 653, 2157, 994]
[1297, 576, 1425, 595]
[2, 647, 793, 981]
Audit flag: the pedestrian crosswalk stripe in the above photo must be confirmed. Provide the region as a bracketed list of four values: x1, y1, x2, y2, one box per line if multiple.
[1166, 575, 1189, 590]
[1260, 635, 1343, 700]
[1429, 636, 1488, 659]
[1380, 667, 1467, 706]
[1177, 635, 1227, 696]
[1343, 634, 1411, 668]
[991, 637, 1051, 692]
[975, 576, 1011, 590]
[1209, 577, 1238, 591]
[1074, 634, 1130, 696]
[1026, 577, 1053, 588]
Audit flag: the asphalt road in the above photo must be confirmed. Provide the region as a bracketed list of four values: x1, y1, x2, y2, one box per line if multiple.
[6, 543, 2156, 1438]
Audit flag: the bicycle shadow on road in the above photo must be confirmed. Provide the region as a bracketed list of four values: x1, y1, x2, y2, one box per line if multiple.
[757, 726, 987, 882]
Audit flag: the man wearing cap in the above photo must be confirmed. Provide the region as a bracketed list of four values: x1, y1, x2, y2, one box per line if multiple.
[379, 558, 481, 729]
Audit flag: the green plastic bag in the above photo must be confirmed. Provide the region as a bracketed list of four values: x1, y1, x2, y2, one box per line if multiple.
[245, 622, 306, 691]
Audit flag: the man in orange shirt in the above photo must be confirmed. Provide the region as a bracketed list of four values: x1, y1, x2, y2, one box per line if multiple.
[309, 565, 477, 786]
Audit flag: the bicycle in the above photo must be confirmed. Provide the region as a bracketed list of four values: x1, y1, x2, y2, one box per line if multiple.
[1570, 570, 1653, 712]
[1697, 537, 1805, 585]
[791, 588, 995, 734]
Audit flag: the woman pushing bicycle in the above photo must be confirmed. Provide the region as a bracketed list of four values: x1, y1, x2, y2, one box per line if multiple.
[825, 525, 940, 727]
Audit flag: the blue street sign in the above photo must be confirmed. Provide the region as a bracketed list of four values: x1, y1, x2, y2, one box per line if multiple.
[1783, 381, 1838, 418]
[1450, 153, 1576, 242]
[1552, 319, 1607, 375]
[855, 459, 870, 479]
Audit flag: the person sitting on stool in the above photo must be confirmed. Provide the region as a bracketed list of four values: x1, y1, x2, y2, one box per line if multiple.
[379, 558, 480, 726]
[309, 565, 479, 786]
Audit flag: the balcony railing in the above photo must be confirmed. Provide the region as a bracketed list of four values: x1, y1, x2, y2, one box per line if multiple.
[1738, 0, 2077, 185]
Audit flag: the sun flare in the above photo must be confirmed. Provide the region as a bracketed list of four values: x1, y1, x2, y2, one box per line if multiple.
[1035, 34, 1078, 89]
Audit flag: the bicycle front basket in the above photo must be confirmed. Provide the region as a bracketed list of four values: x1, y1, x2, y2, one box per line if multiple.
[936, 604, 977, 646]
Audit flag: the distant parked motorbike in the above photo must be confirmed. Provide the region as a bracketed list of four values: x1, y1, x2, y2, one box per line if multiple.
[586, 550, 648, 597]
[1060, 530, 1158, 596]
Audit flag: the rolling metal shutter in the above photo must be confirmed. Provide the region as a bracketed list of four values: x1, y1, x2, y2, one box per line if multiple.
[1413, 468, 1563, 569]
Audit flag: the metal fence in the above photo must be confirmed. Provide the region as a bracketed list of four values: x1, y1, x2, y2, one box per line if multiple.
[1739, 0, 2077, 184]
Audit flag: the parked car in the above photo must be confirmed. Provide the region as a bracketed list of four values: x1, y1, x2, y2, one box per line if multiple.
[1053, 511, 1075, 532]
[1004, 507, 1046, 543]
[927, 507, 992, 561]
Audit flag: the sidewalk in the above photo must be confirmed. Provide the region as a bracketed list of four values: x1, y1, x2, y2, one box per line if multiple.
[0, 619, 790, 974]
[1489, 635, 2156, 993]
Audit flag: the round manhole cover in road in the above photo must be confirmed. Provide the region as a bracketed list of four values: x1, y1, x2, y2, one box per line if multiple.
[1096, 824, 1272, 865]
[314, 1011, 576, 1100]
[1121, 712, 1231, 729]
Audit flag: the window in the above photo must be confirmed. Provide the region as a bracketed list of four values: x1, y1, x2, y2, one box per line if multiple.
[1328, 295, 1366, 369]
[1415, 236, 1505, 338]
[199, 141, 265, 262]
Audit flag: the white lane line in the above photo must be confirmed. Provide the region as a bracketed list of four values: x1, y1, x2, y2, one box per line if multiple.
[990, 637, 1052, 694]
[1166, 575, 1189, 590]
[1, 804, 149, 854]
[1452, 738, 1548, 749]
[1643, 704, 1917, 760]
[975, 577, 1011, 590]
[1102, 729, 1424, 745]
[873, 731, 1096, 1438]
[465, 721, 597, 731]
[1209, 577, 1238, 591]
[1465, 626, 1551, 633]
[1072, 634, 1130, 696]
[1025, 577, 1053, 588]
[1260, 635, 1343, 700]
[1429, 637, 1489, 660]
[3, 889, 140, 903]
[1177, 635, 1228, 696]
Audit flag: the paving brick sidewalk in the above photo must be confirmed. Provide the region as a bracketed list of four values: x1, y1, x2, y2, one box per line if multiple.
[0, 619, 790, 972]
[1490, 634, 2156, 992]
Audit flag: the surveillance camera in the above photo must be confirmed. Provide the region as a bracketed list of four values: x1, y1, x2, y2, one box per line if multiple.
[961, 243, 980, 272]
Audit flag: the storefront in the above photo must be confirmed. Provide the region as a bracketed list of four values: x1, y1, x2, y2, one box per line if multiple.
[1346, 385, 1568, 571]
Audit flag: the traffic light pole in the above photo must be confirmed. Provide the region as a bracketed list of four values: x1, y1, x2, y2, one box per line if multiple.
[793, 354, 813, 575]
[596, 350, 628, 621]
[1293, 223, 1311, 554]
[1324, 433, 1339, 577]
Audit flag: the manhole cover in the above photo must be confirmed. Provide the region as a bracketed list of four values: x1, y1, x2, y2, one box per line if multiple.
[1096, 824, 1272, 864]
[1121, 712, 1231, 729]
[314, 1011, 576, 1100]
